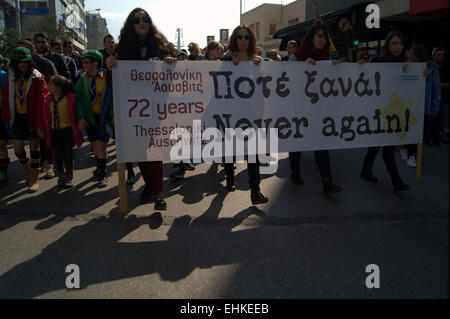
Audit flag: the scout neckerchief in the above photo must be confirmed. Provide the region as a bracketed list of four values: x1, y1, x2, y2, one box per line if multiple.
[89, 69, 104, 102]
[52, 95, 64, 129]
[18, 79, 25, 105]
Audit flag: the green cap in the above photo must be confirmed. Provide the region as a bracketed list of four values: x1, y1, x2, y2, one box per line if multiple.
[175, 50, 188, 57]
[81, 50, 103, 64]
[12, 47, 32, 62]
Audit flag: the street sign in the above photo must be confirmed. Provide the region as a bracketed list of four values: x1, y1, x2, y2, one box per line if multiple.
[338, 18, 352, 32]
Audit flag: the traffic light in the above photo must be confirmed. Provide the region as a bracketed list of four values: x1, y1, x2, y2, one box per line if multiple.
[353, 40, 359, 46]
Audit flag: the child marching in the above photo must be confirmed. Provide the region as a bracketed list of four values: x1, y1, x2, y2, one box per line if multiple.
[1, 47, 48, 192]
[76, 50, 113, 188]
[43, 75, 83, 188]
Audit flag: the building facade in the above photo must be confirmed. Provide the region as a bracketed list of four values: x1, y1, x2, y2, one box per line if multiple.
[19, 0, 87, 50]
[0, 0, 17, 31]
[241, 0, 306, 55]
[85, 11, 109, 51]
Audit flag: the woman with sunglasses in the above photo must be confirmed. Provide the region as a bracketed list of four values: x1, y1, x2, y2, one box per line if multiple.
[220, 25, 268, 205]
[289, 24, 342, 194]
[106, 8, 173, 211]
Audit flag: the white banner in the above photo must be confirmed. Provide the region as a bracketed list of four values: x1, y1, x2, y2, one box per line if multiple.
[113, 61, 426, 163]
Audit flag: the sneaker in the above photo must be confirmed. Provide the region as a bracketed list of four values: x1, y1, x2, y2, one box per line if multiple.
[97, 176, 108, 188]
[400, 148, 408, 160]
[323, 181, 342, 194]
[406, 156, 416, 168]
[44, 164, 55, 179]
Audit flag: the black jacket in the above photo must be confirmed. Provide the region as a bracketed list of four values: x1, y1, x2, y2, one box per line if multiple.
[44, 51, 71, 79]
[32, 54, 57, 83]
[100, 49, 112, 69]
[64, 55, 79, 84]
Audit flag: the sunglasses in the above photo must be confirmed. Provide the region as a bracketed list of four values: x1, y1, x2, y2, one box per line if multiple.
[132, 16, 151, 24]
[82, 60, 93, 65]
[237, 34, 251, 40]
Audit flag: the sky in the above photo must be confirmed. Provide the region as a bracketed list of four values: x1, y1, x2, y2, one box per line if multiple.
[85, 0, 296, 49]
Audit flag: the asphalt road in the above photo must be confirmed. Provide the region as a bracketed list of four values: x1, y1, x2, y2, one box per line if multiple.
[0, 141, 448, 299]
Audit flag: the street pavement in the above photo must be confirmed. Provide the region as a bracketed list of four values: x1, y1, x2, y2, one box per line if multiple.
[0, 140, 448, 299]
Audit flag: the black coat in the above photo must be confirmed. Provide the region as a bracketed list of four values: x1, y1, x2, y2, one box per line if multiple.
[45, 51, 71, 79]
[32, 54, 57, 83]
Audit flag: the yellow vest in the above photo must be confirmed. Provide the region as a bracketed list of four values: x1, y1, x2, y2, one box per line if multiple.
[89, 73, 106, 115]
[50, 96, 72, 130]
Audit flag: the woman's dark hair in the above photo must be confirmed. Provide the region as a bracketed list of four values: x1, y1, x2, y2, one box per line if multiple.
[410, 44, 428, 63]
[228, 25, 257, 57]
[115, 8, 168, 60]
[205, 40, 222, 59]
[381, 31, 407, 62]
[11, 59, 34, 80]
[49, 75, 75, 95]
[158, 42, 176, 59]
[302, 24, 329, 48]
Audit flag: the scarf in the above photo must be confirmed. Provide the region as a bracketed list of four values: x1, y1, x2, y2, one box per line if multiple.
[294, 44, 330, 62]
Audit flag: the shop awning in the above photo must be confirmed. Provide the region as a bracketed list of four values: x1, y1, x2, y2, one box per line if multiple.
[409, 0, 449, 18]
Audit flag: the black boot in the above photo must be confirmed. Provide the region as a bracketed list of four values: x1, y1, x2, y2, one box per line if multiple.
[251, 189, 268, 205]
[226, 176, 236, 191]
[154, 195, 167, 210]
[393, 180, 409, 192]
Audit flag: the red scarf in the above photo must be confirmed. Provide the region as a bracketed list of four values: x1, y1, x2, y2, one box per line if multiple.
[294, 44, 330, 62]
